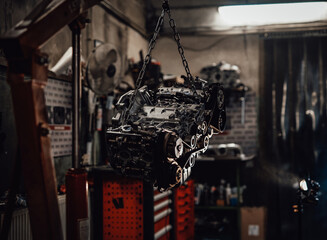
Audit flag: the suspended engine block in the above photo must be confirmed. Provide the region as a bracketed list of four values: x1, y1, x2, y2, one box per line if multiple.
[106, 79, 226, 191]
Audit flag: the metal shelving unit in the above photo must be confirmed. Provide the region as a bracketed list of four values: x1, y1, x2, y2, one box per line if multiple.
[192, 158, 247, 240]
[195, 206, 238, 211]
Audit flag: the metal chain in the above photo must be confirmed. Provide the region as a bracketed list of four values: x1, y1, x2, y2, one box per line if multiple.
[123, 8, 165, 123]
[163, 1, 195, 90]
[134, 9, 165, 91]
[124, 0, 195, 123]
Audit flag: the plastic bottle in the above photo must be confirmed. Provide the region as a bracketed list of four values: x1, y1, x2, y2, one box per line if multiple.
[217, 179, 225, 206]
[239, 185, 247, 205]
[225, 183, 231, 206]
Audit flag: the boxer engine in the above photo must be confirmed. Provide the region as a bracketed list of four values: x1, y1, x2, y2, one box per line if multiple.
[106, 0, 226, 191]
[106, 79, 226, 191]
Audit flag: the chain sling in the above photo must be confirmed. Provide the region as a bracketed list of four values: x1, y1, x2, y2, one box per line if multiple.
[123, 0, 196, 123]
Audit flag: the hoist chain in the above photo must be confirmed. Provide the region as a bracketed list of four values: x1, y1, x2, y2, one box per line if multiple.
[162, 1, 195, 89]
[123, 0, 195, 123]
[134, 8, 165, 91]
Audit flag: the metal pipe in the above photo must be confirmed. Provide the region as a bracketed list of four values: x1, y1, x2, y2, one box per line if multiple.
[72, 27, 81, 169]
[154, 208, 172, 223]
[100, 1, 146, 38]
[154, 199, 172, 212]
[154, 225, 172, 240]
[154, 190, 172, 202]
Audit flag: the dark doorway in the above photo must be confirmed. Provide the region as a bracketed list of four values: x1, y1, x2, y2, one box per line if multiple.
[259, 34, 327, 240]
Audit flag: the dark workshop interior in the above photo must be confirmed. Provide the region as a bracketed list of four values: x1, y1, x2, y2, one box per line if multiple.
[0, 0, 326, 240]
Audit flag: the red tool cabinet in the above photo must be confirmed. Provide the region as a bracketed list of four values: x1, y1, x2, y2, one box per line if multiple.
[102, 177, 144, 239]
[173, 180, 195, 240]
[91, 168, 174, 240]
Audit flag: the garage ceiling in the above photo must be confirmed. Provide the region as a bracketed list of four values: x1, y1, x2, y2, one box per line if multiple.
[148, 0, 324, 9]
[146, 0, 327, 35]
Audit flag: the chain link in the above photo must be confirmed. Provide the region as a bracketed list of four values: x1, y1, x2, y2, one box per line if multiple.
[124, 0, 195, 122]
[164, 3, 195, 89]
[123, 8, 165, 123]
[134, 9, 165, 91]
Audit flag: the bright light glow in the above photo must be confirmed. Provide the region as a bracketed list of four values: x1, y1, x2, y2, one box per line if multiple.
[300, 179, 308, 191]
[219, 2, 327, 26]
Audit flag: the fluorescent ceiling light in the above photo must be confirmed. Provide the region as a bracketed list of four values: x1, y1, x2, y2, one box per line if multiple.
[218, 2, 327, 26]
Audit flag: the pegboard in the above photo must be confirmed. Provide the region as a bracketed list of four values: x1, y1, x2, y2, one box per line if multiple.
[44, 77, 72, 157]
[103, 177, 144, 240]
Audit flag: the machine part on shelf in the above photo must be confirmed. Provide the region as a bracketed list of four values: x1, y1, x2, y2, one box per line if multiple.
[154, 225, 172, 240]
[200, 61, 240, 86]
[200, 61, 249, 108]
[197, 143, 255, 161]
[154, 208, 172, 223]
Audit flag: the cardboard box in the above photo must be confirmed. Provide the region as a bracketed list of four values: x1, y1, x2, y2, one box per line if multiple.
[241, 207, 267, 240]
